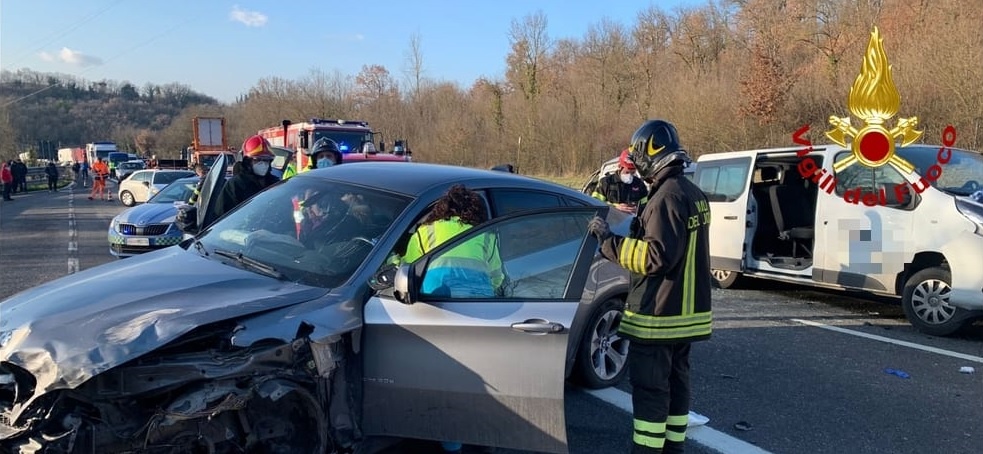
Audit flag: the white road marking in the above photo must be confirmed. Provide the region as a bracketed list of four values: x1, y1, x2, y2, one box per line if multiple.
[791, 318, 983, 364]
[67, 183, 78, 274]
[584, 387, 774, 454]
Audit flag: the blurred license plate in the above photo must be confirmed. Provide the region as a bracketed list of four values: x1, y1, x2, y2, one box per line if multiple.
[125, 238, 150, 246]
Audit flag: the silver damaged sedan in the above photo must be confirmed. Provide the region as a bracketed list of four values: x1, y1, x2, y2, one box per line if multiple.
[0, 160, 632, 453]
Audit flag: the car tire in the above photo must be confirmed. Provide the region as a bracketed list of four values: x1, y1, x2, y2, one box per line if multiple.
[120, 190, 135, 207]
[711, 268, 742, 289]
[574, 298, 630, 389]
[901, 267, 973, 336]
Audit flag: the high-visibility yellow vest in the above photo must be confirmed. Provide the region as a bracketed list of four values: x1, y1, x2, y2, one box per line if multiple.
[402, 217, 504, 288]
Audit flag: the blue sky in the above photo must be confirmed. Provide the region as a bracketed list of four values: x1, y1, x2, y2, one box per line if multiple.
[1, 1, 705, 104]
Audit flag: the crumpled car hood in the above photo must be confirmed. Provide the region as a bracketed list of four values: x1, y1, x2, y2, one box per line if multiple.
[114, 202, 180, 225]
[0, 247, 328, 397]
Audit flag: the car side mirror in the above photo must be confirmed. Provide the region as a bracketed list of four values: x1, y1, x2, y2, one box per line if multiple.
[392, 264, 416, 305]
[142, 181, 150, 187]
[368, 264, 397, 291]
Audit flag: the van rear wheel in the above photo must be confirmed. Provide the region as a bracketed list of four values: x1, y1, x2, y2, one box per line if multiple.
[711, 269, 742, 289]
[901, 267, 972, 336]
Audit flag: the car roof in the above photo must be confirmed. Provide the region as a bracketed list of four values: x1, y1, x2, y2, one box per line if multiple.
[599, 155, 696, 172]
[302, 162, 603, 202]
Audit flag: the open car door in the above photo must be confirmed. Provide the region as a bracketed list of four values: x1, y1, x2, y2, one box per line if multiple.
[196, 153, 232, 231]
[363, 206, 606, 453]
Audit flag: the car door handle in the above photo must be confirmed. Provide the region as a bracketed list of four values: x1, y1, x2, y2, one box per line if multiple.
[511, 319, 565, 334]
[724, 215, 738, 220]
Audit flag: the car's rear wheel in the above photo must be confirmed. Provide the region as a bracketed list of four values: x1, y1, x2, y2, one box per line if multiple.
[574, 298, 629, 388]
[120, 190, 135, 206]
[902, 267, 975, 336]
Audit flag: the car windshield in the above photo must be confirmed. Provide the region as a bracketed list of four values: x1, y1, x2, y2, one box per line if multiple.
[196, 176, 411, 287]
[896, 146, 983, 196]
[120, 162, 144, 170]
[148, 179, 197, 204]
[312, 131, 374, 154]
[155, 171, 194, 185]
[109, 152, 129, 164]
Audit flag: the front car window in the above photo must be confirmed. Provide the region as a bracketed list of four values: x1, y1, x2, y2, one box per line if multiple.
[312, 131, 374, 154]
[197, 177, 411, 288]
[895, 146, 983, 196]
[420, 211, 593, 300]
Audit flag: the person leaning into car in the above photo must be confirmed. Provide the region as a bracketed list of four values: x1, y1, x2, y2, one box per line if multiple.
[592, 149, 648, 215]
[399, 184, 504, 453]
[587, 119, 712, 454]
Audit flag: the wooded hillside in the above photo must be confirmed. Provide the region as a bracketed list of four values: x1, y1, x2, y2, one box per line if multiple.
[2, 0, 980, 175]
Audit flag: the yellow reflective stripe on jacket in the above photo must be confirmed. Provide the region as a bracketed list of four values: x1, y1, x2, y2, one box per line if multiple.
[618, 238, 647, 274]
[591, 191, 607, 202]
[683, 230, 697, 314]
[618, 320, 712, 340]
[621, 310, 711, 328]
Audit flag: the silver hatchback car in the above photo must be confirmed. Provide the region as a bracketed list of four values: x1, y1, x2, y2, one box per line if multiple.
[0, 161, 632, 453]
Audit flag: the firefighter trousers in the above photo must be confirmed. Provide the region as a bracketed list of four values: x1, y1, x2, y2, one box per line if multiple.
[628, 342, 691, 454]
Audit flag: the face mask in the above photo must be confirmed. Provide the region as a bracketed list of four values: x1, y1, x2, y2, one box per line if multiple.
[317, 158, 333, 169]
[251, 161, 270, 176]
[620, 173, 634, 184]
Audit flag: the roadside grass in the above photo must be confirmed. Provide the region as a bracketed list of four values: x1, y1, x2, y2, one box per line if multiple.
[526, 173, 587, 190]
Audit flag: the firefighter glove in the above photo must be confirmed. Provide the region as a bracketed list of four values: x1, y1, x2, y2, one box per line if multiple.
[587, 215, 611, 241]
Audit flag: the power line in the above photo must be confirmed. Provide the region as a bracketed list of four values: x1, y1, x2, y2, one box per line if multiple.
[3, 0, 128, 70]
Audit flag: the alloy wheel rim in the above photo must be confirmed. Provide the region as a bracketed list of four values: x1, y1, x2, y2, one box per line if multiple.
[590, 309, 629, 380]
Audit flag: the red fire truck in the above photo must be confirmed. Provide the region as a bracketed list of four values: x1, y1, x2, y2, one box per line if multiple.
[257, 118, 411, 171]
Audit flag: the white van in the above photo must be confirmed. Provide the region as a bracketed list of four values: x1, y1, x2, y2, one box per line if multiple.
[694, 143, 983, 336]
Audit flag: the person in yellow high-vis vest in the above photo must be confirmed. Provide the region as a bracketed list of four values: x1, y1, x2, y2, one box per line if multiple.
[588, 119, 712, 454]
[402, 185, 504, 302]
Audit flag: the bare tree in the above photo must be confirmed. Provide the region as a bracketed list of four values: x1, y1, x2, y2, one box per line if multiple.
[403, 32, 426, 99]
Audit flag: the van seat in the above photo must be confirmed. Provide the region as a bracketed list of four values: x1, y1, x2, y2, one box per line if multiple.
[768, 172, 814, 258]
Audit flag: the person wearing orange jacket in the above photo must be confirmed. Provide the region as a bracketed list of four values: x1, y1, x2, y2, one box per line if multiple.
[89, 157, 111, 201]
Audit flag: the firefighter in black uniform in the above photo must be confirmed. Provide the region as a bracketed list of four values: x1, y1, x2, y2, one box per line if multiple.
[587, 119, 712, 454]
[592, 149, 649, 215]
[210, 135, 279, 221]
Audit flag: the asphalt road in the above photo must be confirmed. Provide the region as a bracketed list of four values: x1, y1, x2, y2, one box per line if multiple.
[1, 180, 981, 454]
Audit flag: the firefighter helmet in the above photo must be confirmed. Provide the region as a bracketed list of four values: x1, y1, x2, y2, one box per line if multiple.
[307, 137, 340, 156]
[307, 137, 342, 166]
[241, 135, 274, 161]
[628, 119, 688, 179]
[618, 149, 635, 171]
